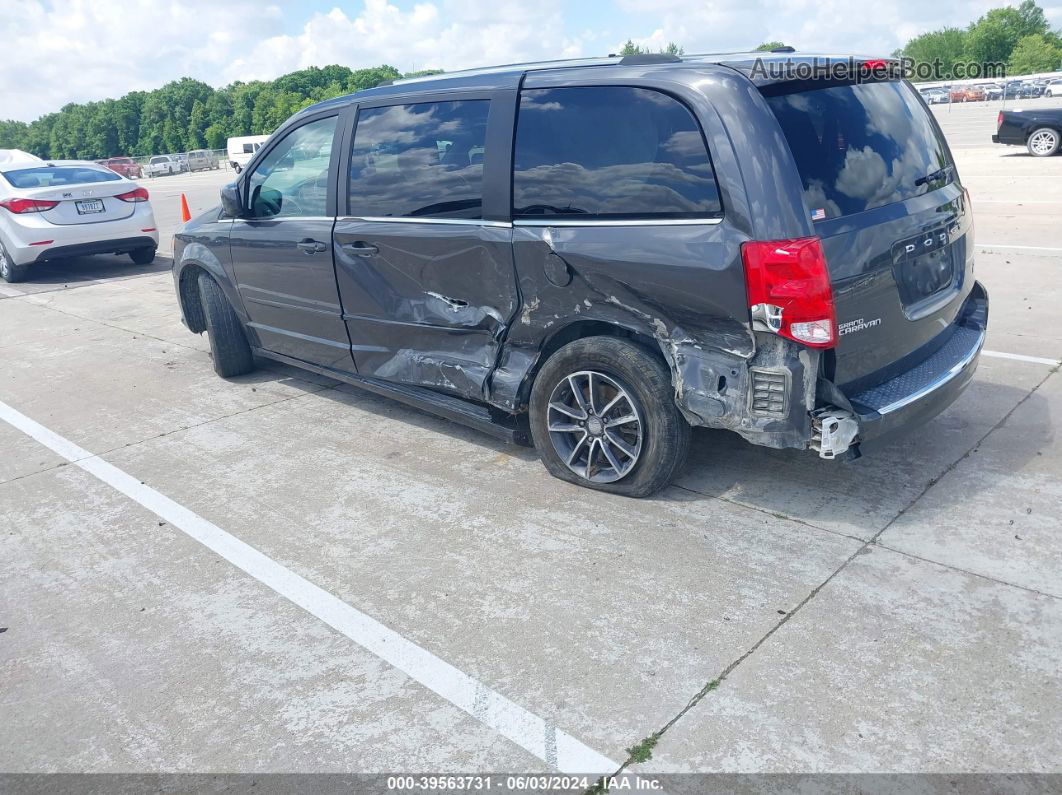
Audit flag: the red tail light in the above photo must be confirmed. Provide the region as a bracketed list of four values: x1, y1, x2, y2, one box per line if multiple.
[116, 187, 149, 203]
[0, 197, 59, 214]
[741, 237, 837, 348]
[997, 111, 1003, 130]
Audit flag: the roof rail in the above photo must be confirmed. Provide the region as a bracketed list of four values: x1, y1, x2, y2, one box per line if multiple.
[391, 55, 624, 85]
[618, 53, 682, 65]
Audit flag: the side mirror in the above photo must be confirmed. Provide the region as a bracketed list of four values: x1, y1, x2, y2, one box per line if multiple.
[220, 183, 244, 218]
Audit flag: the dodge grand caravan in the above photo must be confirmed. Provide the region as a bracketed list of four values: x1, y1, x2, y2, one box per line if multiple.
[172, 52, 988, 497]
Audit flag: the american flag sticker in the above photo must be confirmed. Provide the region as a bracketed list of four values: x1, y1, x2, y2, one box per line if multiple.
[811, 208, 826, 221]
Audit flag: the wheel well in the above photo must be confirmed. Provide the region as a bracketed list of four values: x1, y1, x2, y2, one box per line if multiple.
[516, 320, 665, 408]
[178, 264, 208, 333]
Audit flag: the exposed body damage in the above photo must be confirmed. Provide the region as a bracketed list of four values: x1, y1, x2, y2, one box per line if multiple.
[485, 250, 818, 450]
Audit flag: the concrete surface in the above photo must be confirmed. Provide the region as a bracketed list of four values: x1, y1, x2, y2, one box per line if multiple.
[0, 104, 1060, 777]
[645, 547, 1062, 773]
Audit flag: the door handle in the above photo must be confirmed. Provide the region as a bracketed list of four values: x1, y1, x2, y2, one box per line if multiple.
[297, 239, 327, 254]
[343, 241, 379, 257]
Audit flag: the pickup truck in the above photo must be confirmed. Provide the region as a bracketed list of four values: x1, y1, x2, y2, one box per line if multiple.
[994, 108, 1062, 156]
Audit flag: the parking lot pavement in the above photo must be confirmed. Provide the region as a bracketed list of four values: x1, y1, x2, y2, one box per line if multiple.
[1, 114, 1061, 775]
[1, 464, 544, 772]
[644, 546, 1062, 773]
[880, 369, 1062, 597]
[141, 169, 233, 253]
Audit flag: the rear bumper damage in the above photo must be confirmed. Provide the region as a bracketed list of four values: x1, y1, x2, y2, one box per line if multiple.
[673, 281, 988, 459]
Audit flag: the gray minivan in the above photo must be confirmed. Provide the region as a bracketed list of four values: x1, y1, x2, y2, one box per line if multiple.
[172, 52, 987, 497]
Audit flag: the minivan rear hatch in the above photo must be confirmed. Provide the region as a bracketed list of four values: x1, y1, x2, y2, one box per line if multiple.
[762, 78, 974, 393]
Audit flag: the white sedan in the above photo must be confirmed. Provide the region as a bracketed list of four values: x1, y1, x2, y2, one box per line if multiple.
[0, 159, 159, 283]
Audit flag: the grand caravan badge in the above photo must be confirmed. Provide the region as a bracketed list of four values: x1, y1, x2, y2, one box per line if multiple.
[838, 317, 883, 336]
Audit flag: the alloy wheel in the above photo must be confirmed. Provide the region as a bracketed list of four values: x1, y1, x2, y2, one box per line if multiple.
[546, 370, 643, 483]
[1030, 130, 1058, 155]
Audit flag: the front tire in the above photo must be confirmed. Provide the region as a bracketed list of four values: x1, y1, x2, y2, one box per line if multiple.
[1027, 127, 1060, 157]
[529, 337, 690, 498]
[198, 273, 254, 378]
[0, 238, 28, 283]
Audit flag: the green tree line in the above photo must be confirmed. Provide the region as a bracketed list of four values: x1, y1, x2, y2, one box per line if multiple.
[0, 64, 438, 160]
[895, 0, 1062, 80]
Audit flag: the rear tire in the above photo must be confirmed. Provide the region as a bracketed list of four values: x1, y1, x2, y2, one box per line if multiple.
[0, 238, 28, 283]
[529, 336, 690, 498]
[1027, 127, 1060, 157]
[198, 273, 254, 378]
[129, 247, 156, 265]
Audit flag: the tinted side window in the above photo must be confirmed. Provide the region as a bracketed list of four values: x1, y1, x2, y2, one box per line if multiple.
[348, 100, 489, 219]
[512, 86, 722, 220]
[247, 115, 337, 219]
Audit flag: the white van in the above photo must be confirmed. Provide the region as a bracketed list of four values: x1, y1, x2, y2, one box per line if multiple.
[226, 135, 270, 174]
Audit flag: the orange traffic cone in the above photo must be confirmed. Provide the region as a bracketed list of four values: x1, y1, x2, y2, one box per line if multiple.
[179, 193, 191, 223]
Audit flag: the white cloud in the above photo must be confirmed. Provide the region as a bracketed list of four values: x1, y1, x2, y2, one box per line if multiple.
[5, 0, 1062, 123]
[223, 0, 579, 84]
[613, 0, 1062, 56]
[1, 0, 286, 121]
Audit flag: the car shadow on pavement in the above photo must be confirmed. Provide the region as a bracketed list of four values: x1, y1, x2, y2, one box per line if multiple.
[17, 253, 171, 288]
[250, 367, 543, 464]
[226, 358, 1045, 515]
[669, 379, 1048, 532]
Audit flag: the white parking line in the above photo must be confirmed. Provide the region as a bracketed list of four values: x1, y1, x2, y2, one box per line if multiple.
[978, 243, 1062, 252]
[982, 349, 1061, 366]
[0, 398, 618, 776]
[0, 285, 24, 297]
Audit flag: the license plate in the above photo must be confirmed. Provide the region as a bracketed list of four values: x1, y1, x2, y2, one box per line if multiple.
[891, 226, 959, 307]
[75, 199, 105, 215]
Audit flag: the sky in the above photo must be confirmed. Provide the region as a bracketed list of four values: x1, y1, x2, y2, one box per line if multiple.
[4, 0, 1062, 122]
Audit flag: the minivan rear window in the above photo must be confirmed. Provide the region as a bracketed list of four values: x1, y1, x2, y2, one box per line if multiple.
[764, 80, 953, 220]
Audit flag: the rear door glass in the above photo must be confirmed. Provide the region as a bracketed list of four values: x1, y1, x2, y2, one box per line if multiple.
[764, 80, 953, 220]
[512, 86, 722, 220]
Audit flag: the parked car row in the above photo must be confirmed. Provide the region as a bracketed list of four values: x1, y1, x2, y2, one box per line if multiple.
[920, 78, 1062, 104]
[146, 150, 220, 177]
[91, 151, 224, 180]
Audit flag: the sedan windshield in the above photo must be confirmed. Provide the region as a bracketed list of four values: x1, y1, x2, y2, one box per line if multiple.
[2, 166, 122, 188]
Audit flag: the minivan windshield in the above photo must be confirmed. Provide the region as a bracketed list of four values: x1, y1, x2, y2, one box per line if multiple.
[764, 80, 953, 220]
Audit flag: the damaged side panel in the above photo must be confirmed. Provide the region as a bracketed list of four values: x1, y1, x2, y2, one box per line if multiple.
[333, 220, 519, 399]
[490, 225, 816, 450]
